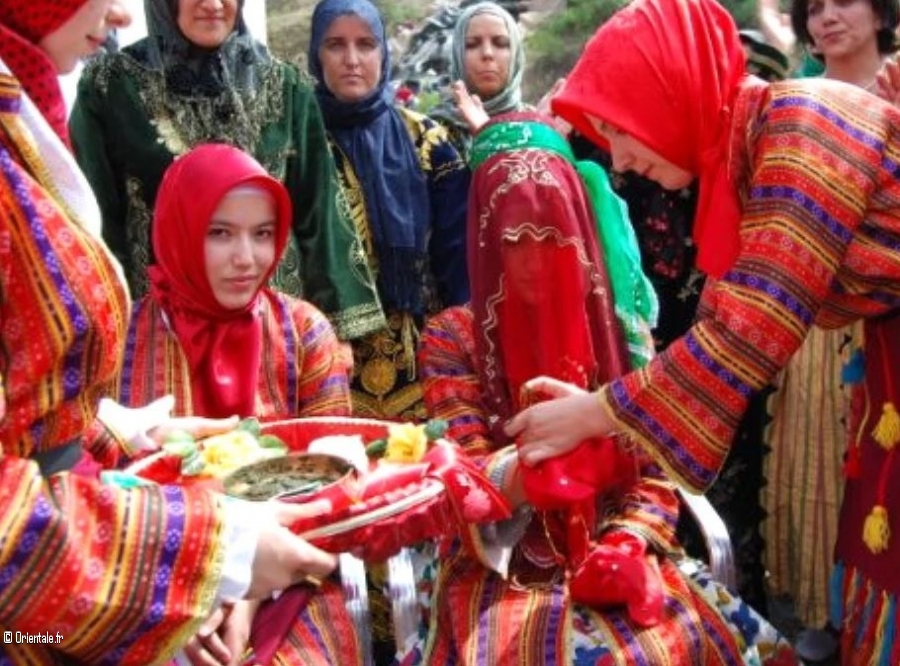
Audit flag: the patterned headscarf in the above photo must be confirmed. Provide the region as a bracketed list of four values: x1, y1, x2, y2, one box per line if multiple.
[451, 2, 525, 115]
[553, 0, 749, 279]
[0, 0, 85, 143]
[467, 111, 631, 424]
[308, 0, 431, 316]
[148, 144, 291, 418]
[431, 2, 525, 139]
[135, 0, 270, 96]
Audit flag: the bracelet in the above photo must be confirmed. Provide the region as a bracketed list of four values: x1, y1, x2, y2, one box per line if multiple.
[487, 448, 518, 491]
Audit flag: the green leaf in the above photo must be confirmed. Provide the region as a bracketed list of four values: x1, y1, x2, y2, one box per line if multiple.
[236, 417, 262, 438]
[162, 440, 199, 458]
[163, 428, 195, 445]
[258, 434, 288, 452]
[365, 438, 388, 458]
[423, 419, 449, 441]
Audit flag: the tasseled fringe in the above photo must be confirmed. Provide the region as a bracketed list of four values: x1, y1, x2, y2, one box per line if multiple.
[863, 505, 891, 555]
[872, 402, 900, 450]
[838, 568, 900, 666]
[830, 562, 846, 628]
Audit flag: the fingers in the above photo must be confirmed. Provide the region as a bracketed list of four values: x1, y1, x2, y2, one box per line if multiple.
[246, 525, 338, 599]
[518, 440, 558, 467]
[282, 533, 339, 582]
[183, 606, 233, 666]
[182, 415, 241, 440]
[503, 409, 526, 439]
[522, 375, 587, 399]
[271, 498, 333, 526]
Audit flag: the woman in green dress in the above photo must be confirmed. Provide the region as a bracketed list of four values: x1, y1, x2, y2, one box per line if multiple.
[309, 0, 470, 421]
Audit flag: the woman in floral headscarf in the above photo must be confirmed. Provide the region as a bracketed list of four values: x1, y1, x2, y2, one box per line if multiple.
[0, 2, 337, 664]
[510, 0, 900, 663]
[69, 0, 384, 342]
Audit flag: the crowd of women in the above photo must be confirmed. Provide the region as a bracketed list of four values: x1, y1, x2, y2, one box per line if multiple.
[1, 0, 899, 664]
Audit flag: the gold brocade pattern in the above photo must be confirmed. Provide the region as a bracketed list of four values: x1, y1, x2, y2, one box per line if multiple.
[269, 234, 304, 297]
[124, 176, 152, 298]
[92, 57, 287, 160]
[351, 311, 427, 421]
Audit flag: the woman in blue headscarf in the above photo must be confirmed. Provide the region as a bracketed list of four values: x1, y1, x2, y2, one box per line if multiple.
[309, 0, 470, 422]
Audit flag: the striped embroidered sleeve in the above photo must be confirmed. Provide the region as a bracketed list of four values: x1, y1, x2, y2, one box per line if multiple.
[419, 307, 493, 459]
[600, 91, 880, 492]
[0, 455, 226, 664]
[290, 298, 352, 417]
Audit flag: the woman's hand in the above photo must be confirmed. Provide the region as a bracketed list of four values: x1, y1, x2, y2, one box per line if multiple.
[875, 57, 900, 107]
[535, 78, 572, 136]
[245, 499, 338, 599]
[148, 414, 241, 447]
[505, 376, 616, 466]
[183, 600, 260, 666]
[451, 80, 490, 133]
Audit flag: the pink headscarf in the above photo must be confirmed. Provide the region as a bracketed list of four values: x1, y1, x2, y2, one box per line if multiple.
[0, 0, 86, 144]
[553, 0, 749, 278]
[148, 144, 292, 418]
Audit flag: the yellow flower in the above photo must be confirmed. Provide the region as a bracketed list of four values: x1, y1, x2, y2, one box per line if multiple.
[383, 423, 429, 464]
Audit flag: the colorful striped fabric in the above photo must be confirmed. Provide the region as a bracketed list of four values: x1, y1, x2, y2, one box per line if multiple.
[763, 325, 852, 627]
[108, 291, 363, 665]
[1, 72, 226, 665]
[417, 306, 796, 665]
[600, 79, 900, 495]
[116, 293, 350, 421]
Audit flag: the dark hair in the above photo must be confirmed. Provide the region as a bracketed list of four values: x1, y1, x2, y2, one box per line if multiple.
[790, 0, 900, 55]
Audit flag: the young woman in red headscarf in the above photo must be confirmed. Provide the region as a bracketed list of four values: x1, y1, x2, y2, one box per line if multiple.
[417, 111, 797, 665]
[0, 2, 339, 665]
[509, 0, 900, 663]
[100, 143, 363, 666]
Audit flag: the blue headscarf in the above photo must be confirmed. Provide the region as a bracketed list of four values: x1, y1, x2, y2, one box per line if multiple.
[309, 0, 430, 316]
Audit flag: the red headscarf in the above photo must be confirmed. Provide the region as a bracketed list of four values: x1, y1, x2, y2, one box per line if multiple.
[468, 111, 629, 430]
[468, 112, 640, 565]
[552, 0, 749, 278]
[149, 144, 292, 418]
[0, 0, 85, 144]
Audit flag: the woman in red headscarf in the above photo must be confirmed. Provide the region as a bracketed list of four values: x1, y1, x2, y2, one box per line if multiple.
[103, 142, 358, 666]
[418, 111, 797, 665]
[112, 143, 350, 424]
[0, 3, 338, 664]
[509, 0, 900, 663]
